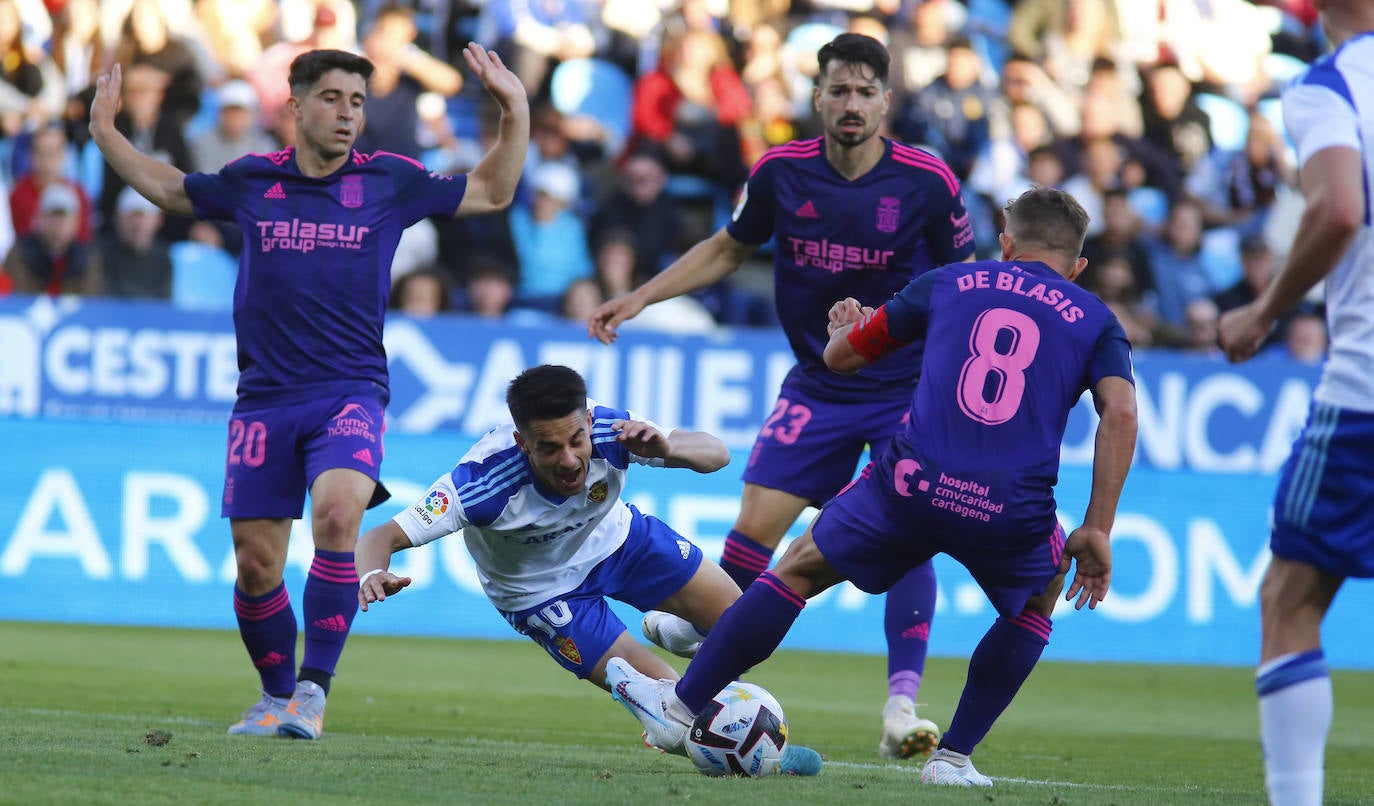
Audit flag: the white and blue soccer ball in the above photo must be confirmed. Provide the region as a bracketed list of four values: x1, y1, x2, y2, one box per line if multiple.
[685, 681, 788, 777]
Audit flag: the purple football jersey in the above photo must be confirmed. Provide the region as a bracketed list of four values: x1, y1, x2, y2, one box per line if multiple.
[184, 148, 467, 408]
[877, 259, 1134, 534]
[727, 137, 975, 399]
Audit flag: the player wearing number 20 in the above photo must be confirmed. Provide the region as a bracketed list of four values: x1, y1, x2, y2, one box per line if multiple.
[654, 187, 1139, 786]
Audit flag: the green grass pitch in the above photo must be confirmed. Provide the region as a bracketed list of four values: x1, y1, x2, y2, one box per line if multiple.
[2, 621, 1371, 804]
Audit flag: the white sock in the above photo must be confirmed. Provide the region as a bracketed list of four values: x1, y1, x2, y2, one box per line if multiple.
[1257, 652, 1331, 806]
[883, 695, 915, 718]
[654, 613, 706, 655]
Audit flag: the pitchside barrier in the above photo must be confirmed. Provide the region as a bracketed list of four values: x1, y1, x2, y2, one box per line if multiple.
[2, 296, 1367, 669]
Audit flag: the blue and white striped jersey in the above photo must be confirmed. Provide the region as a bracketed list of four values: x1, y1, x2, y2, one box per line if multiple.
[1283, 33, 1374, 411]
[393, 402, 668, 610]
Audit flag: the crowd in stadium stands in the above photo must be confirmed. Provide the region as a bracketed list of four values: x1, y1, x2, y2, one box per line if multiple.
[0, 0, 1331, 362]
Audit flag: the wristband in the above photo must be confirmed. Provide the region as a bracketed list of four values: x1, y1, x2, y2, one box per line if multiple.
[359, 568, 387, 588]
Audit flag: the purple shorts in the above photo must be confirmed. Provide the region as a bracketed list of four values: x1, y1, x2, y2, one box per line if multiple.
[813, 463, 1065, 619]
[221, 394, 390, 519]
[742, 381, 909, 505]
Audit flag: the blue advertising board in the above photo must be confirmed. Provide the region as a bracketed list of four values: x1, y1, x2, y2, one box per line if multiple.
[1, 297, 1366, 668]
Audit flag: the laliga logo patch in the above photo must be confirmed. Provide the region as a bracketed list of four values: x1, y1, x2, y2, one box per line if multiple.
[424, 489, 449, 515]
[556, 636, 582, 665]
[588, 481, 608, 503]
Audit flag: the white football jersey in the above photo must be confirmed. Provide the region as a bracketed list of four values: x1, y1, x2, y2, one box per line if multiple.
[1282, 33, 1374, 412]
[393, 402, 669, 611]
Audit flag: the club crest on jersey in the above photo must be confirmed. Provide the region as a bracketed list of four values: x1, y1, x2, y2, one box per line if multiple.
[556, 635, 582, 665]
[588, 480, 608, 503]
[340, 175, 364, 208]
[876, 196, 900, 233]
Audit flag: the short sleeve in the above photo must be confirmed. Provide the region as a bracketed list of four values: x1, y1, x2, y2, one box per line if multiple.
[1088, 315, 1135, 386]
[725, 158, 776, 245]
[923, 183, 976, 265]
[1283, 75, 1361, 168]
[385, 153, 468, 226]
[393, 470, 468, 547]
[184, 170, 238, 221]
[884, 270, 940, 343]
[589, 403, 670, 468]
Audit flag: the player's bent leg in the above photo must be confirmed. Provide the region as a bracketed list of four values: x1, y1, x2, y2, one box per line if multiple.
[1258, 557, 1341, 662]
[590, 631, 679, 692]
[880, 561, 940, 760]
[606, 657, 693, 756]
[650, 557, 739, 641]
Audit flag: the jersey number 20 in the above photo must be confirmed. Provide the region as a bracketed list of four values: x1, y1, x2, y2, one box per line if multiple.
[956, 308, 1040, 426]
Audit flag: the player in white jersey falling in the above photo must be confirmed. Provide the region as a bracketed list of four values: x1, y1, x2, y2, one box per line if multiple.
[354, 364, 821, 775]
[1218, 2, 1374, 804]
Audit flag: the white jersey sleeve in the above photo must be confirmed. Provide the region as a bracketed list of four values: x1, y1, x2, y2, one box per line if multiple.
[1283, 82, 1361, 166]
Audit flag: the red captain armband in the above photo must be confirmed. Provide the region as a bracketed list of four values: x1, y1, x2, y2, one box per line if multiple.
[847, 305, 906, 362]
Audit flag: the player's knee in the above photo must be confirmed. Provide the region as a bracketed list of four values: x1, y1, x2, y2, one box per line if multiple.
[311, 501, 363, 547]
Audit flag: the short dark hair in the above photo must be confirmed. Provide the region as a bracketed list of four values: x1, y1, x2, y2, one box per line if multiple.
[506, 365, 587, 429]
[817, 33, 890, 85]
[288, 49, 375, 97]
[1003, 186, 1091, 259]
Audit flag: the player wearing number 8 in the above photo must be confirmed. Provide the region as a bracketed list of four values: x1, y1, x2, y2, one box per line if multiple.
[656, 186, 1139, 786]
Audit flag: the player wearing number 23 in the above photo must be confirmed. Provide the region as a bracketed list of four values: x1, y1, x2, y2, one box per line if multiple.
[662, 187, 1138, 786]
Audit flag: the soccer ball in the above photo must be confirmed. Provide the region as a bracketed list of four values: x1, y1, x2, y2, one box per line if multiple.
[685, 681, 788, 777]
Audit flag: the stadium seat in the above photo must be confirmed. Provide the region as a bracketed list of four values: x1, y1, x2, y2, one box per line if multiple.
[785, 22, 845, 57]
[171, 242, 238, 311]
[1200, 227, 1243, 290]
[183, 86, 221, 142]
[549, 58, 633, 155]
[1195, 93, 1250, 153]
[1264, 52, 1309, 87]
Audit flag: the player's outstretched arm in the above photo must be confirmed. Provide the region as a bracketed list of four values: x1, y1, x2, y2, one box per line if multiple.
[456, 43, 529, 217]
[613, 419, 730, 473]
[88, 64, 194, 217]
[1219, 146, 1362, 363]
[588, 228, 755, 344]
[356, 521, 414, 612]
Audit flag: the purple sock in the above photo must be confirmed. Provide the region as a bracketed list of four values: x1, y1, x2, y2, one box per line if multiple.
[884, 560, 937, 700]
[941, 611, 1051, 755]
[676, 572, 805, 714]
[234, 583, 297, 698]
[719, 530, 774, 590]
[300, 549, 359, 680]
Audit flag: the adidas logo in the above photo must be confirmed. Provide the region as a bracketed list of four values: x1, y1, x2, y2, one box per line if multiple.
[263, 182, 287, 199]
[352, 448, 374, 466]
[795, 200, 818, 218]
[253, 651, 287, 669]
[312, 614, 348, 632]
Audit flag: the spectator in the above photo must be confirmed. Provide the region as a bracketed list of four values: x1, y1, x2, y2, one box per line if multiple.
[523, 102, 580, 203]
[250, 3, 352, 137]
[1182, 296, 1223, 356]
[997, 55, 1080, 138]
[190, 80, 277, 174]
[510, 161, 594, 307]
[100, 186, 173, 299]
[1083, 249, 1156, 348]
[0, 0, 57, 133]
[391, 267, 453, 318]
[478, 0, 598, 99]
[891, 35, 996, 180]
[196, 0, 279, 79]
[1080, 187, 1154, 297]
[629, 27, 751, 190]
[1144, 195, 1213, 340]
[1214, 233, 1276, 313]
[2, 183, 100, 296]
[355, 3, 464, 159]
[1062, 136, 1123, 238]
[279, 0, 358, 54]
[887, 0, 962, 98]
[10, 125, 92, 243]
[589, 144, 689, 282]
[459, 254, 518, 318]
[1187, 110, 1296, 230]
[1140, 63, 1213, 179]
[96, 63, 194, 242]
[50, 0, 104, 99]
[1281, 309, 1327, 365]
[1008, 0, 1121, 88]
[558, 276, 602, 322]
[112, 0, 214, 128]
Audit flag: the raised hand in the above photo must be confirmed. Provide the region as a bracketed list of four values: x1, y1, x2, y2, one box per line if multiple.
[89, 63, 123, 135]
[461, 42, 527, 114]
[827, 297, 871, 337]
